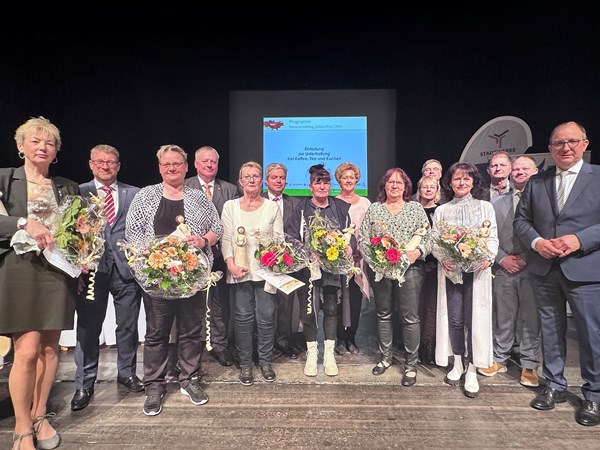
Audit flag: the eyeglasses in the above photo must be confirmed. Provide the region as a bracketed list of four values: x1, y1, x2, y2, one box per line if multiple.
[242, 175, 261, 181]
[91, 159, 119, 167]
[159, 162, 186, 169]
[550, 139, 582, 149]
[386, 180, 404, 185]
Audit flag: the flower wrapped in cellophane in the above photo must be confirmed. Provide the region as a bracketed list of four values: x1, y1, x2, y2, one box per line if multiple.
[53, 195, 107, 272]
[434, 220, 493, 284]
[118, 235, 221, 299]
[361, 221, 411, 285]
[254, 232, 311, 274]
[307, 210, 359, 279]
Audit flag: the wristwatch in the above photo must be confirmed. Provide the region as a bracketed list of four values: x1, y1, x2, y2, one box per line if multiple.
[201, 236, 209, 248]
[17, 217, 28, 230]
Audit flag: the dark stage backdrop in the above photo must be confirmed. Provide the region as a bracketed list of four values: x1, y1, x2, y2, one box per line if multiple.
[1, 13, 598, 191]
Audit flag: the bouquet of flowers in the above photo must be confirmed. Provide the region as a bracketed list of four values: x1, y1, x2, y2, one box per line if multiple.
[307, 210, 357, 278]
[434, 220, 493, 284]
[53, 195, 107, 272]
[361, 221, 411, 285]
[254, 233, 310, 274]
[118, 235, 216, 299]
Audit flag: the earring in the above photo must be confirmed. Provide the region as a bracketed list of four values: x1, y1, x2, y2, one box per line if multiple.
[52, 156, 59, 164]
[18, 151, 25, 159]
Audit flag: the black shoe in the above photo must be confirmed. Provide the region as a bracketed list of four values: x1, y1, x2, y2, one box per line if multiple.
[530, 387, 567, 411]
[143, 393, 163, 416]
[402, 369, 417, 387]
[276, 344, 299, 359]
[372, 360, 391, 376]
[576, 400, 600, 426]
[117, 375, 145, 393]
[180, 376, 209, 405]
[347, 340, 360, 354]
[259, 363, 276, 382]
[419, 341, 436, 365]
[210, 349, 233, 367]
[240, 366, 254, 386]
[71, 388, 94, 411]
[335, 342, 349, 355]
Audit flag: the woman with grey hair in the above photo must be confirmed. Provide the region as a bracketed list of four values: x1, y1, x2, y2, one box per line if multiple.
[126, 145, 223, 416]
[221, 161, 283, 386]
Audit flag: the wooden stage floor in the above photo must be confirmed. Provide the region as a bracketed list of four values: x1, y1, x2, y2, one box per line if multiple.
[2, 302, 599, 449]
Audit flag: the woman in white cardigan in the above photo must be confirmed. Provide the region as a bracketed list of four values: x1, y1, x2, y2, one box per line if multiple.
[221, 161, 283, 387]
[432, 162, 499, 398]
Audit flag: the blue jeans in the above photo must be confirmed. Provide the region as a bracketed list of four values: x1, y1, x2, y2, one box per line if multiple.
[446, 272, 474, 364]
[231, 281, 276, 367]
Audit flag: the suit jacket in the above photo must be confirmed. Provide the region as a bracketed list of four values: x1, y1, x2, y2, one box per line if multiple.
[514, 162, 600, 282]
[184, 176, 239, 216]
[261, 192, 301, 232]
[0, 166, 79, 257]
[79, 180, 140, 280]
[482, 181, 513, 202]
[491, 192, 527, 270]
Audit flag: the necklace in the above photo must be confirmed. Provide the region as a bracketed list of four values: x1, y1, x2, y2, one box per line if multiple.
[27, 178, 51, 186]
[242, 196, 262, 211]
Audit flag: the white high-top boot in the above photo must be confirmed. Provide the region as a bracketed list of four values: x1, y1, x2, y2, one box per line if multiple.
[304, 341, 318, 377]
[323, 339, 339, 376]
[464, 363, 479, 398]
[445, 354, 464, 385]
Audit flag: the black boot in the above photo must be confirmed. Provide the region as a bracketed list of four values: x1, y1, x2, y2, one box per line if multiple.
[420, 341, 436, 365]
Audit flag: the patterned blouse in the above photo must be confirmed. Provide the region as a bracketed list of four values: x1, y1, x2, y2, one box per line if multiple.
[359, 201, 432, 259]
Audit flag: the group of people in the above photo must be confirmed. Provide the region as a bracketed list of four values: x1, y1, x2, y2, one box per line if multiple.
[1, 117, 599, 449]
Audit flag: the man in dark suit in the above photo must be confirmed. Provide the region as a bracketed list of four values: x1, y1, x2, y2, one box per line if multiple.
[262, 162, 301, 359]
[514, 121, 600, 427]
[479, 155, 541, 387]
[71, 145, 143, 411]
[185, 146, 239, 366]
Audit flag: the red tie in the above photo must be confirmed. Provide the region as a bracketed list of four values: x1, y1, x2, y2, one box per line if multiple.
[101, 186, 116, 226]
[273, 196, 280, 202]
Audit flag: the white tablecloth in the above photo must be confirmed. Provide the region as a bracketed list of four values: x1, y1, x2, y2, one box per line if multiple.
[59, 295, 146, 347]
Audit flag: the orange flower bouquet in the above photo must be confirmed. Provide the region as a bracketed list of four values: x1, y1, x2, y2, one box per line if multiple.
[119, 235, 212, 299]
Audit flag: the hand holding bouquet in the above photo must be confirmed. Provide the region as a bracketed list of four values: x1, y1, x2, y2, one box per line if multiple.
[53, 195, 107, 272]
[119, 235, 218, 299]
[254, 232, 310, 274]
[362, 221, 410, 285]
[434, 220, 492, 284]
[307, 210, 358, 278]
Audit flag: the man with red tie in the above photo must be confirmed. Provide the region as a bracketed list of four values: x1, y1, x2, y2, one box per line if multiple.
[72, 145, 143, 411]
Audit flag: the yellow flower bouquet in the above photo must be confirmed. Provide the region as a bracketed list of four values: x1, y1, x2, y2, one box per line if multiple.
[307, 210, 356, 277]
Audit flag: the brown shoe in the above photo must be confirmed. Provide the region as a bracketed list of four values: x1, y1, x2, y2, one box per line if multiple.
[520, 368, 539, 387]
[477, 362, 507, 377]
